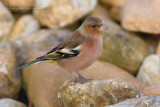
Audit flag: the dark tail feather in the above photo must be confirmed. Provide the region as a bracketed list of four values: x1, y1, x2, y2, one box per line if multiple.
[16, 55, 48, 71]
[16, 60, 39, 71]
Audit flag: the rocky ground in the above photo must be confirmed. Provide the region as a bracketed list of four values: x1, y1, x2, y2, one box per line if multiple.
[0, 0, 160, 107]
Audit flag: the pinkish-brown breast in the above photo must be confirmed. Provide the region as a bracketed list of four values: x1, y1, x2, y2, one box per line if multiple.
[57, 37, 103, 73]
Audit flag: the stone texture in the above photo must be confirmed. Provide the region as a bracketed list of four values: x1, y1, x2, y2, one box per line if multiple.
[0, 46, 21, 98]
[105, 96, 160, 107]
[0, 98, 26, 107]
[58, 78, 140, 107]
[11, 29, 71, 65]
[33, 0, 97, 29]
[100, 21, 150, 74]
[0, 1, 15, 41]
[1, 0, 35, 12]
[137, 55, 160, 86]
[120, 0, 160, 34]
[100, 0, 128, 7]
[142, 86, 160, 96]
[8, 14, 40, 41]
[22, 50, 145, 107]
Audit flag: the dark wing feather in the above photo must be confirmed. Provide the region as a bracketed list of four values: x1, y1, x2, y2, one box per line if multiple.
[45, 31, 86, 60]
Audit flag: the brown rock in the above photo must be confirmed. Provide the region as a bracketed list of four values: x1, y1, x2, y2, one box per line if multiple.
[22, 50, 145, 107]
[156, 41, 160, 57]
[105, 96, 160, 107]
[33, 0, 97, 29]
[0, 46, 21, 98]
[0, 98, 26, 107]
[142, 86, 160, 96]
[137, 55, 160, 86]
[100, 0, 128, 7]
[120, 0, 160, 34]
[58, 78, 140, 107]
[22, 51, 71, 107]
[0, 1, 14, 41]
[109, 7, 120, 21]
[100, 21, 150, 74]
[1, 0, 35, 12]
[8, 14, 40, 41]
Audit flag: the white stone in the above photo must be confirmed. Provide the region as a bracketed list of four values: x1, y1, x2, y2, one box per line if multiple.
[137, 55, 160, 86]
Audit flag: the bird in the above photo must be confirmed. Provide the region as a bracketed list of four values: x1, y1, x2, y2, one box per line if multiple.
[17, 16, 108, 83]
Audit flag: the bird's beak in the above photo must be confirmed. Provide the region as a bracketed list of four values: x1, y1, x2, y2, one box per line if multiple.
[99, 25, 108, 31]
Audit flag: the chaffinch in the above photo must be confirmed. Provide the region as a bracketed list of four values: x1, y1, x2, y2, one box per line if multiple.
[17, 16, 108, 83]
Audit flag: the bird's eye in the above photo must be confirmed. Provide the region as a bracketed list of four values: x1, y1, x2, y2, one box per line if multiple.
[92, 25, 96, 28]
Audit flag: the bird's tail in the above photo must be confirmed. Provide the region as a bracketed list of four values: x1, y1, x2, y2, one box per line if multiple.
[17, 55, 48, 71]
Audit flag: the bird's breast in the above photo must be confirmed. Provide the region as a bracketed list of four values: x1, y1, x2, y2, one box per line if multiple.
[58, 37, 103, 72]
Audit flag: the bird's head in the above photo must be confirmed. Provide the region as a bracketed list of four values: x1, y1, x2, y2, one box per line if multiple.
[79, 16, 108, 37]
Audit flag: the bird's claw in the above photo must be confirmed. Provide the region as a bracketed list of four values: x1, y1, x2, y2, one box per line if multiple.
[69, 75, 92, 84]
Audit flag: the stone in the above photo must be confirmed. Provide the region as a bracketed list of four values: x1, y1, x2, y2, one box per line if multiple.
[0, 1, 14, 41]
[22, 51, 71, 107]
[142, 86, 160, 96]
[109, 7, 120, 21]
[79, 61, 146, 91]
[105, 96, 160, 107]
[100, 21, 150, 74]
[142, 36, 160, 54]
[90, 4, 110, 21]
[58, 78, 140, 107]
[100, 0, 128, 7]
[0, 46, 21, 98]
[22, 51, 145, 107]
[8, 14, 40, 41]
[156, 41, 160, 57]
[11, 29, 71, 65]
[33, 0, 97, 29]
[137, 55, 160, 86]
[120, 0, 160, 34]
[1, 0, 35, 12]
[0, 98, 26, 107]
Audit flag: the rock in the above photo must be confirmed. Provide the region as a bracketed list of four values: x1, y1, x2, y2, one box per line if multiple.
[142, 36, 159, 54]
[156, 41, 160, 57]
[142, 86, 160, 96]
[0, 98, 26, 107]
[0, 46, 21, 98]
[120, 0, 160, 34]
[100, 21, 150, 74]
[90, 4, 110, 21]
[11, 29, 71, 65]
[58, 78, 140, 107]
[1, 0, 35, 12]
[0, 1, 14, 41]
[137, 55, 160, 86]
[100, 0, 128, 7]
[33, 0, 97, 29]
[22, 50, 145, 107]
[22, 51, 71, 107]
[8, 14, 40, 41]
[109, 7, 120, 21]
[79, 61, 146, 91]
[105, 96, 160, 107]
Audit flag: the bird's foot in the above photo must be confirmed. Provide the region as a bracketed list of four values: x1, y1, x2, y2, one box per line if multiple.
[69, 75, 92, 84]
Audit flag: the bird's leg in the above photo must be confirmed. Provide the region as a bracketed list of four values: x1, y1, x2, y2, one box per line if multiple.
[73, 72, 92, 84]
[68, 71, 92, 84]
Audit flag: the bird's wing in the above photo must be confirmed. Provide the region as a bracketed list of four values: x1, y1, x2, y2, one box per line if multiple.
[45, 31, 86, 60]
